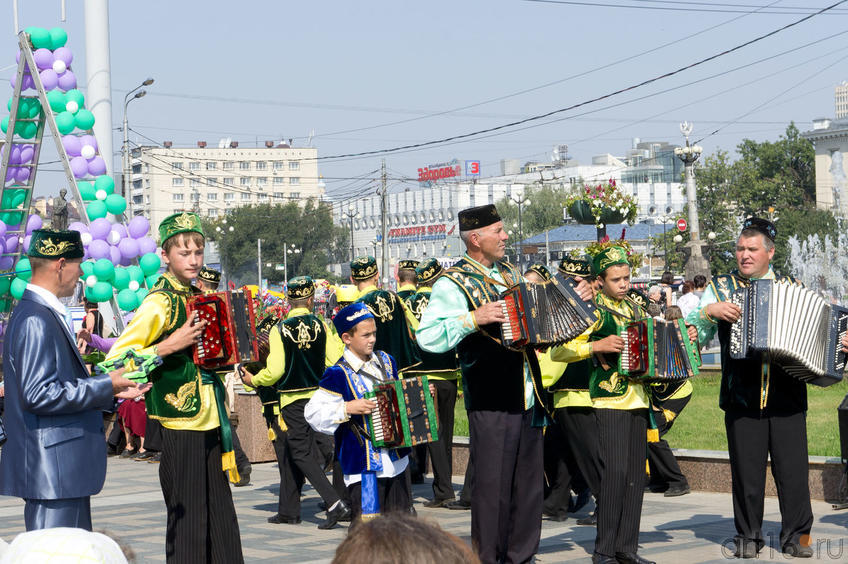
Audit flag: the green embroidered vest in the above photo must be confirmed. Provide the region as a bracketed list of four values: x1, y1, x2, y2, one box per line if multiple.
[397, 288, 416, 302]
[406, 289, 460, 373]
[358, 289, 421, 372]
[587, 295, 642, 401]
[144, 273, 205, 422]
[276, 313, 327, 392]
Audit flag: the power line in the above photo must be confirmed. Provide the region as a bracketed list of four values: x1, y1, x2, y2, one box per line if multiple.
[525, 0, 848, 15]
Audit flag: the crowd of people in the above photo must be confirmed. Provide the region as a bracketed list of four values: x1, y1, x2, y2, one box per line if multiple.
[0, 207, 844, 564]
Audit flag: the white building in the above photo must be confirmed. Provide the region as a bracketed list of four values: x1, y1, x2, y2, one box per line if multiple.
[127, 140, 323, 232]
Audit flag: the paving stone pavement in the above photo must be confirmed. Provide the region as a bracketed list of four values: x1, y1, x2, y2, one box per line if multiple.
[0, 457, 846, 563]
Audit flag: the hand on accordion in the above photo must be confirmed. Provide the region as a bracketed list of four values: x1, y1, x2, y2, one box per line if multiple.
[687, 324, 698, 344]
[592, 334, 624, 354]
[473, 301, 507, 326]
[345, 398, 377, 415]
[237, 364, 254, 386]
[157, 312, 207, 357]
[842, 332, 848, 353]
[573, 277, 595, 302]
[707, 301, 741, 323]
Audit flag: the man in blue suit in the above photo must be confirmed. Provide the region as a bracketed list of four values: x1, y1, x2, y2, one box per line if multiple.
[0, 229, 137, 531]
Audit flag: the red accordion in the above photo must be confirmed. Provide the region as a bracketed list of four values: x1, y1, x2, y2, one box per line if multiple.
[187, 289, 260, 369]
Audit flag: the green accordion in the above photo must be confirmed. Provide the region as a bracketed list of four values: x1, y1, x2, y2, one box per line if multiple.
[365, 375, 439, 449]
[617, 317, 701, 382]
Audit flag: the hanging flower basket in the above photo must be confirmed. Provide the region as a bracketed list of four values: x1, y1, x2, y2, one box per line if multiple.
[568, 201, 626, 226]
[564, 179, 638, 228]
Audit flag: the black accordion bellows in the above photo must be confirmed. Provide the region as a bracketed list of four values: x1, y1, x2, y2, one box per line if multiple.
[729, 279, 848, 387]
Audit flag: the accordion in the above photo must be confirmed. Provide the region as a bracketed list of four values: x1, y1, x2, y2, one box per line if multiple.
[618, 317, 701, 382]
[729, 279, 848, 387]
[364, 375, 438, 449]
[501, 272, 597, 349]
[187, 289, 260, 369]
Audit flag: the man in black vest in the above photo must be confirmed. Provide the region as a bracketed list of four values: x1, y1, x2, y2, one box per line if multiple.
[396, 259, 419, 302]
[686, 217, 813, 559]
[241, 276, 350, 529]
[417, 205, 592, 564]
[405, 258, 462, 507]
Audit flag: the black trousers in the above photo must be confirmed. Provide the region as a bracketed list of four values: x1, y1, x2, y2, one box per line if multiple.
[231, 430, 251, 476]
[562, 406, 602, 498]
[144, 418, 164, 452]
[469, 409, 543, 564]
[273, 399, 341, 518]
[725, 409, 813, 549]
[458, 453, 473, 504]
[647, 395, 690, 489]
[347, 472, 411, 523]
[160, 428, 243, 564]
[595, 408, 648, 557]
[428, 378, 458, 501]
[544, 407, 590, 514]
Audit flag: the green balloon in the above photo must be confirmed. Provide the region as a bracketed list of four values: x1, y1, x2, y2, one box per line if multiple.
[27, 98, 41, 119]
[78, 181, 96, 201]
[15, 257, 31, 281]
[47, 90, 66, 113]
[145, 274, 160, 289]
[74, 109, 95, 131]
[1, 116, 8, 133]
[105, 194, 127, 215]
[80, 260, 94, 277]
[89, 281, 113, 303]
[139, 253, 161, 277]
[136, 287, 149, 302]
[87, 200, 107, 220]
[49, 27, 68, 50]
[94, 175, 115, 195]
[18, 121, 37, 139]
[27, 28, 52, 49]
[10, 277, 27, 300]
[113, 268, 130, 290]
[117, 288, 139, 311]
[93, 258, 115, 281]
[126, 265, 144, 284]
[11, 191, 26, 207]
[66, 89, 85, 108]
[0, 276, 11, 295]
[55, 111, 75, 135]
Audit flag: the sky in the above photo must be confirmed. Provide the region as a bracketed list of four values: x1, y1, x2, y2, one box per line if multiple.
[3, 0, 848, 208]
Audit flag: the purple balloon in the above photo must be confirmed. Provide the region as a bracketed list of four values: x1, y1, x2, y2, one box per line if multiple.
[33, 48, 54, 70]
[88, 239, 110, 260]
[25, 214, 42, 235]
[39, 69, 58, 90]
[109, 245, 121, 265]
[57, 70, 77, 91]
[5, 168, 17, 183]
[87, 156, 107, 176]
[0, 238, 5, 255]
[22, 74, 34, 90]
[5, 235, 19, 251]
[0, 221, 6, 239]
[119, 255, 132, 267]
[68, 221, 88, 234]
[89, 217, 112, 240]
[6, 145, 21, 166]
[137, 236, 157, 255]
[111, 224, 127, 239]
[127, 216, 150, 239]
[62, 135, 81, 157]
[22, 234, 31, 250]
[15, 167, 30, 183]
[70, 156, 88, 179]
[0, 257, 13, 271]
[79, 135, 98, 152]
[118, 237, 139, 260]
[19, 145, 33, 164]
[53, 47, 73, 66]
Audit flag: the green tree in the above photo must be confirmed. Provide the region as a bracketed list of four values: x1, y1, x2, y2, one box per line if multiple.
[204, 200, 346, 286]
[495, 184, 569, 242]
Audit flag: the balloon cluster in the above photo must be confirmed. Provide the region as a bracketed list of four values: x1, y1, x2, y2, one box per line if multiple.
[7, 28, 75, 94]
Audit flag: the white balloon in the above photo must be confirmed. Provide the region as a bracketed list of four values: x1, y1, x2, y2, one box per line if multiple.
[86, 274, 97, 287]
[80, 145, 95, 159]
[95, 189, 107, 201]
[52, 60, 67, 74]
[107, 231, 121, 245]
[128, 280, 140, 291]
[65, 100, 78, 114]
[80, 232, 92, 245]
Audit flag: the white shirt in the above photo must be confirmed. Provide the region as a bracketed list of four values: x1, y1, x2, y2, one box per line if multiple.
[677, 292, 701, 319]
[304, 348, 409, 485]
[26, 283, 73, 337]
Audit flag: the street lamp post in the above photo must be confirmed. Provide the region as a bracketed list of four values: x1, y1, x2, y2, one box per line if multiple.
[344, 206, 359, 261]
[662, 217, 669, 271]
[510, 195, 530, 269]
[283, 243, 301, 285]
[123, 77, 154, 218]
[214, 220, 234, 283]
[673, 122, 710, 279]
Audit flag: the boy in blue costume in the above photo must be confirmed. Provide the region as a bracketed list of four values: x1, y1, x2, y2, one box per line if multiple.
[305, 302, 411, 524]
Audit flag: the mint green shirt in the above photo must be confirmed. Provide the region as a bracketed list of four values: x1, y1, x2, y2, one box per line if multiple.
[416, 254, 534, 409]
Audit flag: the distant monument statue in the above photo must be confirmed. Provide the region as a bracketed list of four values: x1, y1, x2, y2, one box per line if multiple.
[52, 188, 69, 231]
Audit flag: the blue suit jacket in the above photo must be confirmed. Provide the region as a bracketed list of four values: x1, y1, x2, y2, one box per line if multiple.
[0, 289, 114, 500]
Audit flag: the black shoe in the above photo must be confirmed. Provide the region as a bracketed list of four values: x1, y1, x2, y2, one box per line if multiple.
[147, 452, 162, 463]
[444, 499, 471, 510]
[543, 509, 568, 522]
[664, 484, 691, 497]
[615, 552, 655, 564]
[411, 474, 425, 484]
[317, 501, 328, 512]
[576, 513, 597, 526]
[318, 503, 351, 530]
[734, 539, 759, 559]
[134, 450, 156, 461]
[232, 472, 251, 487]
[267, 514, 301, 524]
[592, 553, 618, 564]
[570, 489, 592, 513]
[118, 448, 137, 459]
[782, 543, 813, 558]
[423, 498, 454, 508]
